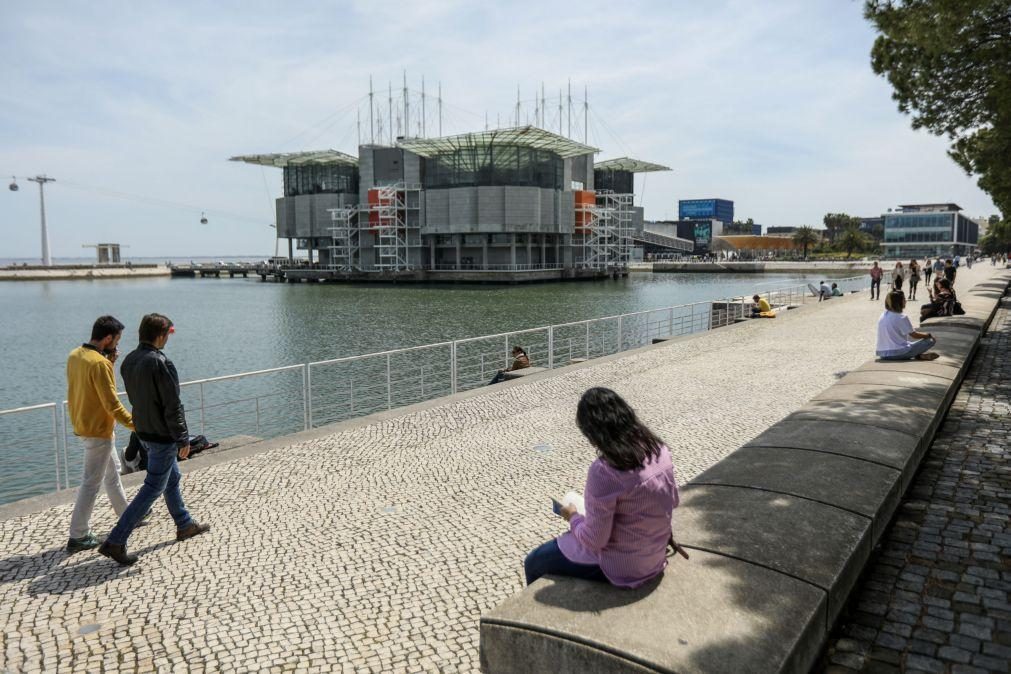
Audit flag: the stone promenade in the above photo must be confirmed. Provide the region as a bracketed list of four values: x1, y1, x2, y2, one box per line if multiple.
[0, 265, 999, 673]
[821, 295, 1011, 674]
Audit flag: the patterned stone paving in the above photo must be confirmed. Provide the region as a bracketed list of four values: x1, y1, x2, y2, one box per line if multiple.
[0, 266, 998, 672]
[821, 296, 1011, 674]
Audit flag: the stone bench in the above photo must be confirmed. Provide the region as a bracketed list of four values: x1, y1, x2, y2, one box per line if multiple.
[480, 271, 1011, 674]
[501, 367, 547, 380]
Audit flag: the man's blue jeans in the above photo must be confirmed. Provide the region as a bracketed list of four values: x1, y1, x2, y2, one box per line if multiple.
[524, 538, 607, 586]
[106, 440, 192, 546]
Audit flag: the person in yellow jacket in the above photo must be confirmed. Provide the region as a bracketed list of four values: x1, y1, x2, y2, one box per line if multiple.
[750, 294, 773, 317]
[66, 316, 136, 553]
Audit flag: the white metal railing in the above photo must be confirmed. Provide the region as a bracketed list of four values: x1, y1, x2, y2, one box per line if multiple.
[0, 275, 866, 505]
[429, 263, 564, 271]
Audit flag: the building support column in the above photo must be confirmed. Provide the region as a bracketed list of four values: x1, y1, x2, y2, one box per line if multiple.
[541, 235, 547, 266]
[510, 235, 517, 268]
[482, 238, 489, 270]
[455, 236, 462, 271]
[526, 236, 532, 268]
[429, 239, 436, 270]
[288, 239, 294, 262]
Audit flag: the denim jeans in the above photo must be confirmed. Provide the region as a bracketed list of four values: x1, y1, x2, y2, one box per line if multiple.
[870, 279, 881, 299]
[106, 439, 193, 546]
[524, 538, 607, 586]
[879, 336, 936, 361]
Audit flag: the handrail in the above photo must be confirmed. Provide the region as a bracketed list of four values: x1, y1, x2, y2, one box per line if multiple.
[0, 402, 57, 416]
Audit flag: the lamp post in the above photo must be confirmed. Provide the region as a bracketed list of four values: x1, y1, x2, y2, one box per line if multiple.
[12, 175, 56, 266]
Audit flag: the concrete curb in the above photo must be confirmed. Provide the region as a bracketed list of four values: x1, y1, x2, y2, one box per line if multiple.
[479, 270, 1011, 674]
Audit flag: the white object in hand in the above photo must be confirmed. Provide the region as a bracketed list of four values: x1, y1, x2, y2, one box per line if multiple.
[561, 491, 585, 516]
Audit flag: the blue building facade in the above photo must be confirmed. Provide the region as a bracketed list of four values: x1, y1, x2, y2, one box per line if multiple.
[679, 198, 734, 224]
[881, 204, 978, 259]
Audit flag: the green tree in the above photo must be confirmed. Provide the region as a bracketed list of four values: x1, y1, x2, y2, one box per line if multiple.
[979, 219, 1011, 254]
[792, 226, 820, 259]
[837, 226, 869, 259]
[823, 213, 861, 243]
[865, 0, 1011, 217]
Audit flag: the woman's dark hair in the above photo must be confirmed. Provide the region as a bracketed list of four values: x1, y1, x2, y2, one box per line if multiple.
[576, 387, 664, 471]
[512, 346, 526, 356]
[139, 313, 173, 343]
[937, 278, 952, 290]
[91, 315, 125, 342]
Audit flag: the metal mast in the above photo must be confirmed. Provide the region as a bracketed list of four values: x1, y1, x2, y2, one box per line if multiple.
[369, 76, 375, 144]
[388, 82, 394, 142]
[28, 175, 55, 266]
[584, 85, 588, 144]
[515, 86, 520, 126]
[558, 89, 563, 135]
[567, 79, 572, 138]
[438, 82, 443, 136]
[403, 71, 409, 139]
[421, 76, 426, 137]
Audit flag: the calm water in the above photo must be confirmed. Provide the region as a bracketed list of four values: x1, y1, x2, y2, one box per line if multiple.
[0, 271, 855, 504]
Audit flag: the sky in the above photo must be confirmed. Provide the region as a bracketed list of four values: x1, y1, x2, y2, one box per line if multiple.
[0, 0, 999, 259]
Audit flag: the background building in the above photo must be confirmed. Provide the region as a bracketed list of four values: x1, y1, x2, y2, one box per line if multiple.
[882, 203, 979, 258]
[766, 226, 799, 237]
[678, 198, 734, 226]
[233, 127, 671, 281]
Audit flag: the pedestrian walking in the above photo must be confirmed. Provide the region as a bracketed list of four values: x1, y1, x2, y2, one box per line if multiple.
[66, 316, 136, 553]
[892, 261, 905, 291]
[908, 259, 921, 300]
[869, 261, 883, 300]
[99, 314, 209, 566]
[924, 258, 933, 284]
[944, 258, 957, 284]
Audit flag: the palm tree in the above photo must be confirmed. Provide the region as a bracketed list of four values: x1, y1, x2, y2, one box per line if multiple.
[792, 226, 820, 259]
[837, 226, 868, 259]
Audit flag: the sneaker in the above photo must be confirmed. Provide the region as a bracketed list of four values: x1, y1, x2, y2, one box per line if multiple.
[176, 521, 211, 542]
[66, 533, 100, 554]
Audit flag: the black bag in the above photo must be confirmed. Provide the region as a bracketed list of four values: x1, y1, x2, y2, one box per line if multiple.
[953, 301, 966, 315]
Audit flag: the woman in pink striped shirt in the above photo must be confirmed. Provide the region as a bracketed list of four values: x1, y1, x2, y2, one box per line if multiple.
[524, 387, 679, 589]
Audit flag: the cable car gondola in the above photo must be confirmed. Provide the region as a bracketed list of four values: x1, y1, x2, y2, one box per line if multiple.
[8, 176, 18, 192]
[200, 211, 208, 225]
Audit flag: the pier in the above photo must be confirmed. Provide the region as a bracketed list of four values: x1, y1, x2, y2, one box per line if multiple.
[169, 263, 257, 278]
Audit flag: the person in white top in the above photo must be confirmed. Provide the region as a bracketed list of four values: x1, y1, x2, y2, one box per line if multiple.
[876, 290, 939, 361]
[892, 261, 905, 291]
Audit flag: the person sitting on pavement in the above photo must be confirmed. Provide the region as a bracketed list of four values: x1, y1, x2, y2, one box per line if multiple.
[831, 283, 844, 296]
[750, 294, 772, 317]
[524, 387, 679, 588]
[818, 280, 832, 301]
[877, 290, 939, 361]
[488, 346, 530, 385]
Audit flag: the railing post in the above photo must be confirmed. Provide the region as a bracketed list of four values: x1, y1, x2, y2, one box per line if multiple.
[480, 354, 485, 382]
[547, 327, 554, 369]
[350, 378, 354, 415]
[199, 382, 206, 435]
[451, 342, 458, 394]
[61, 402, 70, 489]
[255, 396, 261, 434]
[585, 322, 590, 358]
[420, 366, 425, 396]
[618, 314, 623, 352]
[669, 307, 675, 336]
[690, 303, 696, 333]
[387, 353, 392, 410]
[52, 405, 60, 491]
[305, 364, 312, 430]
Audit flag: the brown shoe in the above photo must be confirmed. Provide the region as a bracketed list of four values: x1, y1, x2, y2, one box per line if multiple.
[98, 541, 138, 566]
[176, 521, 210, 541]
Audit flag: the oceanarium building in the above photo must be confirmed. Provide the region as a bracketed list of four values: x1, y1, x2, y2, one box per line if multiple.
[232, 127, 672, 281]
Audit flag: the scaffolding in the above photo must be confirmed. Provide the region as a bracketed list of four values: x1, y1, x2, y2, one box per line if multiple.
[368, 183, 422, 272]
[574, 190, 633, 270]
[327, 201, 360, 271]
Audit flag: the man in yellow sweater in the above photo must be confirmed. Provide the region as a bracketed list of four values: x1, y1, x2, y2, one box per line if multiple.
[66, 316, 136, 553]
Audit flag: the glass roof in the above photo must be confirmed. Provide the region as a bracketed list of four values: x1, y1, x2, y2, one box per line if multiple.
[593, 157, 671, 173]
[229, 150, 359, 168]
[397, 126, 599, 159]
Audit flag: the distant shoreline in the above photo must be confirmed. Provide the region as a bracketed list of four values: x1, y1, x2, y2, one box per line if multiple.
[0, 264, 171, 281]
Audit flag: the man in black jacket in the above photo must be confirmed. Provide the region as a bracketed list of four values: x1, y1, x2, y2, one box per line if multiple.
[99, 313, 209, 566]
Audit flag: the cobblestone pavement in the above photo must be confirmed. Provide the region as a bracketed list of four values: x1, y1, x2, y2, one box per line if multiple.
[0, 266, 999, 673]
[821, 295, 1011, 674]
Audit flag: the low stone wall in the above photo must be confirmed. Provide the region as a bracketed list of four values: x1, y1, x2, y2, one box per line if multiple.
[0, 265, 169, 281]
[479, 271, 1011, 674]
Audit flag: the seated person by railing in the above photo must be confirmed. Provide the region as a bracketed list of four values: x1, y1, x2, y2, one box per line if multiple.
[488, 347, 530, 385]
[877, 290, 939, 361]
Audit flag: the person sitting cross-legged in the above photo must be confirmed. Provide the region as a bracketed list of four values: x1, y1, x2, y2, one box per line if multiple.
[876, 290, 939, 361]
[750, 294, 771, 317]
